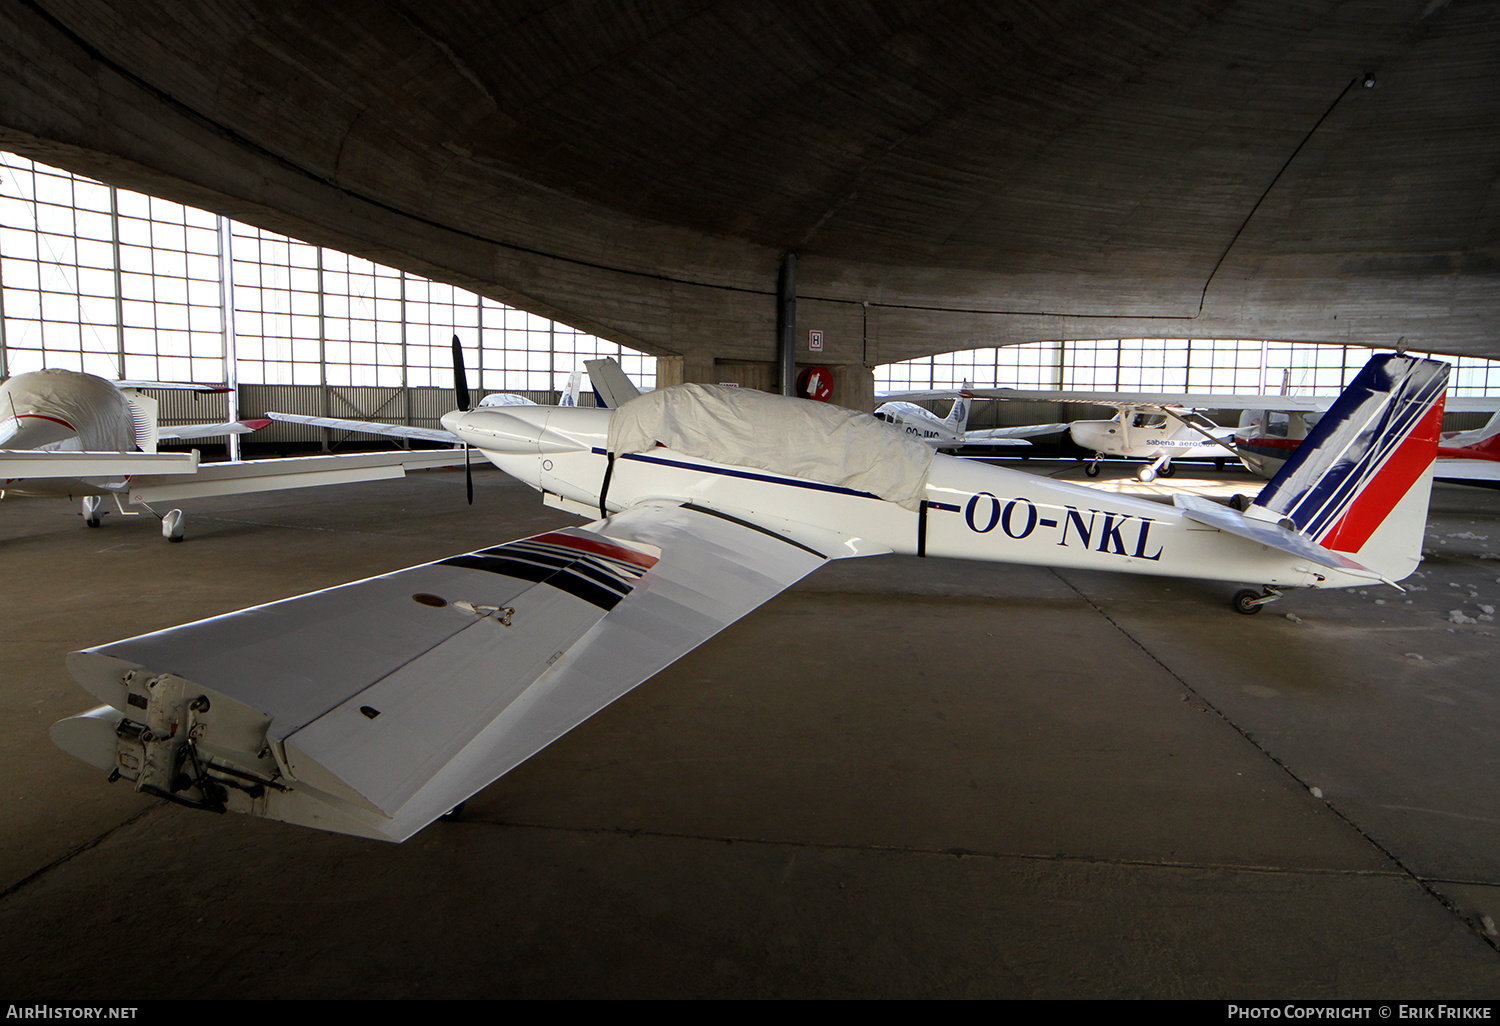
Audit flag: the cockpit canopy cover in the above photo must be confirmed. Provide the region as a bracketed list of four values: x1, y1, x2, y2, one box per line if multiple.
[607, 383, 933, 510]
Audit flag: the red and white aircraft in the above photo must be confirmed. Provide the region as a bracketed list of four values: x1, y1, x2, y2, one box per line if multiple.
[1431, 412, 1500, 485]
[1236, 404, 1500, 484]
[1, 367, 465, 540]
[52, 353, 1447, 841]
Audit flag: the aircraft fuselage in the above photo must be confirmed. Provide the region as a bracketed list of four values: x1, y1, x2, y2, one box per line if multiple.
[446, 405, 1362, 591]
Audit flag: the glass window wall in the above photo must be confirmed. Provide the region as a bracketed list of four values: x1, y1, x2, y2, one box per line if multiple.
[1, 151, 655, 394]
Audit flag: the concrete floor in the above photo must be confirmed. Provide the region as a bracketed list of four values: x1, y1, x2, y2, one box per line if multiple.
[1, 461, 1498, 999]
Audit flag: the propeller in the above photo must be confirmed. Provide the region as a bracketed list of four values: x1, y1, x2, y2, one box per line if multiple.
[452, 334, 473, 504]
[452, 334, 472, 412]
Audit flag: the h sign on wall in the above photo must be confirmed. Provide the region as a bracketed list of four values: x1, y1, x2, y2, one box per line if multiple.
[809, 330, 823, 352]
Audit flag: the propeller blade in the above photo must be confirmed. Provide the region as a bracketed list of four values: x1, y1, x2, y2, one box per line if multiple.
[452, 334, 471, 412]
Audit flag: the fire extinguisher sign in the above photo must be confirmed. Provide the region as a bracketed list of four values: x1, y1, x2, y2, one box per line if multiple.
[809, 330, 823, 352]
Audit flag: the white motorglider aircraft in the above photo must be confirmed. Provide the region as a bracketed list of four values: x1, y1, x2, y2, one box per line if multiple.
[872, 386, 1033, 451]
[1, 367, 467, 540]
[52, 352, 1447, 842]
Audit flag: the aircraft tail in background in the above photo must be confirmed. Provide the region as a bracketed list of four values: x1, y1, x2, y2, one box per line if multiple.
[942, 383, 975, 434]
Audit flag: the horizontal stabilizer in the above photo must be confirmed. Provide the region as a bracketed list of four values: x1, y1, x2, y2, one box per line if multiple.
[1171, 494, 1384, 582]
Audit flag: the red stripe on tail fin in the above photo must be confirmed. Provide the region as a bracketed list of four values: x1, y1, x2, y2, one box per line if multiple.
[1320, 395, 1445, 554]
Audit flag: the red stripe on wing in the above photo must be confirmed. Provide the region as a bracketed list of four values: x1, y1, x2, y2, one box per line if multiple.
[532, 531, 659, 570]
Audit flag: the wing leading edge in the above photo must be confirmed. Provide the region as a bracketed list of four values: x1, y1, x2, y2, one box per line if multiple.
[54, 503, 828, 841]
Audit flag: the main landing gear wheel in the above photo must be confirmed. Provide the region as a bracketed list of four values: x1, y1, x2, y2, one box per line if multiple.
[1158, 462, 1176, 477]
[1233, 589, 1263, 615]
[1233, 587, 1283, 615]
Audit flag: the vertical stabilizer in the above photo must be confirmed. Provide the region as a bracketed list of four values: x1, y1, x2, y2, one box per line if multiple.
[1251, 354, 1448, 582]
[943, 383, 975, 433]
[585, 358, 643, 409]
[561, 367, 581, 407]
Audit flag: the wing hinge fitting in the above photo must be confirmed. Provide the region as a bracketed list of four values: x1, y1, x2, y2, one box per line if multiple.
[454, 601, 516, 625]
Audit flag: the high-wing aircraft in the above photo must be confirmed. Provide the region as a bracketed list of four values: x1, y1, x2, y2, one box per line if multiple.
[954, 387, 1338, 480]
[1, 367, 466, 540]
[52, 353, 1448, 842]
[897, 380, 1498, 482]
[872, 386, 1033, 451]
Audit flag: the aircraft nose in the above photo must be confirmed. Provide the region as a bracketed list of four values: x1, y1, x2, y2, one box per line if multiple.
[441, 408, 579, 454]
[1070, 422, 1105, 448]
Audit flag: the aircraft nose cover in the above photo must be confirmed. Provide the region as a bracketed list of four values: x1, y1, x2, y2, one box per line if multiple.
[441, 407, 579, 454]
[2, 369, 135, 451]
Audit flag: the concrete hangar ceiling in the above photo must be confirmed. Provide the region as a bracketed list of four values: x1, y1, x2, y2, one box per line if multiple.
[2, 1, 1499, 405]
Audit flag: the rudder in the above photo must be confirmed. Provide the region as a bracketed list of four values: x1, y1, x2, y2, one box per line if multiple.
[1249, 354, 1448, 582]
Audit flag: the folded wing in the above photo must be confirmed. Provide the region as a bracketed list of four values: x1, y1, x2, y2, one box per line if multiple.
[55, 504, 828, 841]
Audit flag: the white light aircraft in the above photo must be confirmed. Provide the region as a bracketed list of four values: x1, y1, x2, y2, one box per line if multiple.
[52, 352, 1448, 842]
[1, 367, 466, 540]
[932, 386, 1340, 480]
[872, 386, 1034, 451]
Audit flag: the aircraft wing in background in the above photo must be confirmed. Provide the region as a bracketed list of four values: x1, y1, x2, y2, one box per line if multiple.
[885, 387, 1336, 412]
[125, 449, 469, 503]
[265, 412, 458, 445]
[960, 424, 1068, 445]
[1433, 460, 1500, 484]
[0, 449, 200, 479]
[158, 419, 271, 441]
[55, 503, 834, 841]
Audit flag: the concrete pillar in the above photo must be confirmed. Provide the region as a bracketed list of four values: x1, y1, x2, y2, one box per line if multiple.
[655, 348, 718, 386]
[835, 365, 876, 413]
[655, 354, 684, 388]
